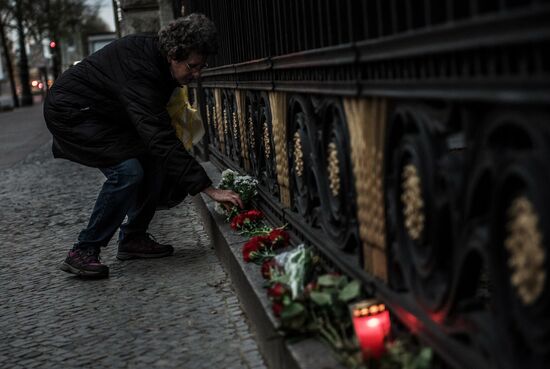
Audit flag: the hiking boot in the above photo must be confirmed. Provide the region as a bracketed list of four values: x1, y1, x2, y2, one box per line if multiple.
[117, 233, 174, 260]
[60, 247, 109, 278]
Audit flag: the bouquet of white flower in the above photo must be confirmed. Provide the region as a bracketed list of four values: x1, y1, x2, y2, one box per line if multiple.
[214, 169, 259, 217]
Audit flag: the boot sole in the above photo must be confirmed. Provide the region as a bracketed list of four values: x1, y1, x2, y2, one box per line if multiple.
[60, 262, 109, 278]
[116, 250, 174, 261]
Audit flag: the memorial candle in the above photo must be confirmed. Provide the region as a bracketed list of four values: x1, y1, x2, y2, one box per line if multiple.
[351, 300, 391, 360]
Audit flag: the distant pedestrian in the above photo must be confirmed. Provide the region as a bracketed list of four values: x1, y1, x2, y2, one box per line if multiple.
[44, 13, 242, 278]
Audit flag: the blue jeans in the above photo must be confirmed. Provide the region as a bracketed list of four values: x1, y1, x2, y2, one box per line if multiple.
[75, 156, 163, 250]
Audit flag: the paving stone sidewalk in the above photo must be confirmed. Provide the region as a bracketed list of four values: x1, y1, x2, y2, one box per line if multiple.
[0, 142, 267, 369]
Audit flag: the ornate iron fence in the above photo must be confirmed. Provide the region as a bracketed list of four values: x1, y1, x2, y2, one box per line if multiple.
[181, 1, 550, 368]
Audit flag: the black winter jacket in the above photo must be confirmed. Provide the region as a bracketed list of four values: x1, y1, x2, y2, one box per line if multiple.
[43, 34, 212, 196]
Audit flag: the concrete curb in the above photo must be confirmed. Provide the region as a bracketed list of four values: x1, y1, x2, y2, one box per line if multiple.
[193, 161, 346, 369]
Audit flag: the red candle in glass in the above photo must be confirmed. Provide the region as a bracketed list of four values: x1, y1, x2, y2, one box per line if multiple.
[351, 300, 391, 360]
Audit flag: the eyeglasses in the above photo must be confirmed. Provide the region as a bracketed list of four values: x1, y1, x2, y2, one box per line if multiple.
[186, 62, 209, 72]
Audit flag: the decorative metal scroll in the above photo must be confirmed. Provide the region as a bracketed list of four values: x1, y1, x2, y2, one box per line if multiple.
[317, 99, 359, 251]
[288, 95, 320, 224]
[213, 88, 225, 155]
[258, 93, 279, 198]
[221, 90, 242, 167]
[203, 88, 219, 153]
[243, 91, 279, 198]
[384, 104, 456, 312]
[288, 95, 359, 251]
[464, 112, 550, 368]
[244, 92, 260, 177]
[235, 90, 250, 171]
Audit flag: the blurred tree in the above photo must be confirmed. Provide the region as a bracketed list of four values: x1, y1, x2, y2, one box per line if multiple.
[0, 0, 33, 106]
[24, 0, 106, 79]
[0, 0, 19, 107]
[14, 0, 32, 105]
[0, 0, 109, 105]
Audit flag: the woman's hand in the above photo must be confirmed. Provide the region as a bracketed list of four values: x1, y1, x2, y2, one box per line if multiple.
[202, 186, 244, 209]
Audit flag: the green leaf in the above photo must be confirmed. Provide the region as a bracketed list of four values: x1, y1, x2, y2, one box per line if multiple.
[338, 280, 361, 302]
[411, 347, 433, 369]
[320, 287, 337, 295]
[281, 302, 305, 319]
[317, 274, 343, 287]
[310, 291, 332, 306]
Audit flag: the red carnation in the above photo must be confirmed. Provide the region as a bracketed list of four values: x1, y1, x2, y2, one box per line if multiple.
[272, 302, 283, 317]
[245, 209, 263, 218]
[242, 235, 270, 262]
[268, 282, 287, 300]
[230, 214, 245, 230]
[242, 243, 259, 262]
[261, 259, 278, 280]
[268, 229, 290, 249]
[230, 210, 264, 231]
[231, 213, 247, 230]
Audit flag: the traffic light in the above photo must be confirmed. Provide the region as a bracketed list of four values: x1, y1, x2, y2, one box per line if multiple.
[49, 39, 60, 79]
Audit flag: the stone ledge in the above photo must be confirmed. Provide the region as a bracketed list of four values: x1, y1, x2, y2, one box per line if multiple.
[193, 161, 346, 369]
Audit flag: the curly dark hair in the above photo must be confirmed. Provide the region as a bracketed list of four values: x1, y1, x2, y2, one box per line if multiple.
[158, 13, 218, 61]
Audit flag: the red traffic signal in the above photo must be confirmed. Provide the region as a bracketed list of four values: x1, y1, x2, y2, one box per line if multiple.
[49, 40, 56, 48]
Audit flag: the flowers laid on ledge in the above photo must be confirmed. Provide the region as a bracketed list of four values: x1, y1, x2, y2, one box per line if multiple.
[241, 228, 290, 263]
[267, 228, 290, 248]
[258, 243, 433, 369]
[215, 169, 259, 219]
[215, 167, 432, 369]
[261, 258, 281, 280]
[230, 209, 264, 232]
[242, 235, 272, 263]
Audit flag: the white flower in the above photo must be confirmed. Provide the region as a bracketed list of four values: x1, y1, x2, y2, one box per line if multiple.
[214, 202, 227, 216]
[219, 169, 239, 189]
[217, 168, 259, 204]
[221, 169, 238, 178]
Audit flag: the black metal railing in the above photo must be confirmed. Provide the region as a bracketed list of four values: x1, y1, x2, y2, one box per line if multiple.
[181, 1, 550, 368]
[183, 0, 549, 66]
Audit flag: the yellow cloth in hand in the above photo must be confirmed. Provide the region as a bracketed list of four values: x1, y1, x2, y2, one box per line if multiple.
[166, 86, 204, 150]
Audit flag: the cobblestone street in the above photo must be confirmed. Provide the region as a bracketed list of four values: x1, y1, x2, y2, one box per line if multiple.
[0, 106, 266, 369]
